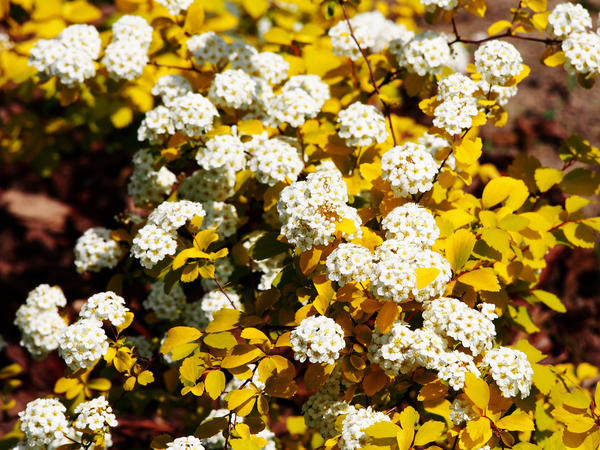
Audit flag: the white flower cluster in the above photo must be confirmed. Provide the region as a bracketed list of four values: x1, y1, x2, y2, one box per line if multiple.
[482, 347, 533, 398]
[80, 291, 130, 326]
[269, 87, 320, 127]
[547, 3, 592, 39]
[278, 165, 362, 251]
[328, 11, 414, 60]
[202, 201, 240, 238]
[423, 297, 497, 355]
[368, 321, 422, 376]
[290, 315, 345, 364]
[152, 74, 193, 106]
[438, 351, 481, 390]
[433, 73, 480, 135]
[339, 406, 391, 450]
[302, 376, 350, 439]
[337, 102, 389, 148]
[179, 168, 236, 202]
[419, 0, 458, 12]
[73, 397, 118, 432]
[187, 32, 229, 66]
[563, 32, 600, 78]
[392, 31, 452, 76]
[370, 241, 451, 303]
[58, 318, 109, 371]
[196, 134, 246, 171]
[157, 0, 193, 16]
[137, 106, 175, 145]
[184, 289, 243, 329]
[381, 203, 439, 247]
[248, 136, 304, 186]
[14, 284, 67, 358]
[103, 15, 153, 81]
[18, 398, 70, 448]
[128, 149, 177, 206]
[251, 51, 289, 85]
[449, 397, 477, 425]
[474, 41, 523, 85]
[282, 75, 330, 110]
[74, 227, 125, 273]
[326, 243, 373, 286]
[167, 436, 205, 449]
[29, 24, 100, 86]
[144, 282, 187, 321]
[171, 92, 219, 138]
[209, 69, 257, 109]
[131, 200, 205, 269]
[381, 142, 438, 197]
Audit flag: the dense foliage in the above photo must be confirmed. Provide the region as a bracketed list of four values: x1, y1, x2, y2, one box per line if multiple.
[2, 0, 600, 448]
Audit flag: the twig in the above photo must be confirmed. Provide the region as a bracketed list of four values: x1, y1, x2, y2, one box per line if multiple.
[214, 276, 237, 309]
[339, 1, 398, 146]
[450, 30, 561, 46]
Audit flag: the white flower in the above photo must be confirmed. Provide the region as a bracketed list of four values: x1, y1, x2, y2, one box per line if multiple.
[393, 31, 452, 76]
[152, 74, 192, 106]
[74, 227, 125, 273]
[187, 32, 229, 66]
[80, 291, 130, 326]
[326, 243, 372, 286]
[340, 406, 391, 450]
[248, 136, 304, 186]
[547, 3, 592, 39]
[562, 31, 600, 77]
[337, 102, 388, 147]
[196, 134, 246, 171]
[208, 69, 257, 109]
[179, 167, 237, 202]
[290, 315, 345, 364]
[167, 436, 205, 449]
[74, 396, 118, 432]
[381, 203, 439, 247]
[381, 142, 438, 197]
[18, 398, 70, 448]
[282, 75, 330, 109]
[58, 318, 109, 371]
[251, 52, 289, 85]
[156, 0, 194, 16]
[474, 40, 523, 85]
[482, 347, 533, 398]
[170, 93, 219, 137]
[144, 281, 186, 321]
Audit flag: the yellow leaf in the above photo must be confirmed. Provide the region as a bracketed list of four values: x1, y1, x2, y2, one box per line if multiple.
[458, 268, 500, 292]
[180, 355, 204, 383]
[364, 421, 401, 438]
[399, 405, 419, 431]
[61, 0, 101, 23]
[197, 263, 215, 279]
[466, 417, 492, 444]
[221, 344, 265, 369]
[337, 218, 357, 235]
[264, 27, 292, 46]
[414, 420, 445, 446]
[488, 20, 513, 36]
[544, 51, 567, 67]
[481, 176, 529, 211]
[523, 0, 547, 12]
[183, 0, 204, 33]
[237, 119, 263, 135]
[375, 302, 399, 334]
[565, 196, 590, 214]
[415, 267, 441, 290]
[54, 377, 81, 394]
[230, 439, 261, 450]
[496, 410, 534, 431]
[445, 229, 476, 272]
[204, 331, 238, 349]
[242, 0, 267, 18]
[123, 376, 136, 391]
[114, 347, 136, 373]
[481, 228, 511, 254]
[194, 228, 220, 250]
[87, 378, 111, 391]
[116, 311, 134, 334]
[463, 0, 486, 17]
[205, 309, 241, 333]
[160, 326, 202, 354]
[299, 248, 322, 276]
[205, 370, 226, 399]
[454, 137, 482, 167]
[530, 289, 566, 313]
[287, 416, 307, 434]
[464, 372, 490, 410]
[227, 387, 257, 410]
[137, 370, 154, 386]
[240, 328, 269, 344]
[396, 426, 414, 450]
[562, 222, 597, 248]
[110, 106, 133, 129]
[534, 168, 563, 193]
[498, 214, 529, 231]
[531, 12, 550, 31]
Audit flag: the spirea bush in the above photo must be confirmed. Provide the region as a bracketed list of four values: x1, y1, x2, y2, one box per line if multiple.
[2, 0, 600, 448]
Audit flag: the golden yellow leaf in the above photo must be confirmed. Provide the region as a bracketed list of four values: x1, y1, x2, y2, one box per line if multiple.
[534, 168, 563, 193]
[204, 331, 238, 349]
[458, 267, 501, 292]
[488, 20, 512, 36]
[415, 267, 441, 290]
[445, 229, 476, 272]
[205, 309, 241, 333]
[87, 378, 111, 391]
[454, 137, 482, 167]
[205, 370, 226, 399]
[183, 0, 204, 34]
[123, 376, 136, 391]
[544, 51, 567, 67]
[61, 0, 101, 23]
[496, 410, 535, 431]
[242, 0, 267, 19]
[464, 372, 490, 410]
[481, 176, 529, 211]
[161, 326, 202, 354]
[414, 420, 445, 446]
[523, 0, 547, 12]
[137, 370, 154, 386]
[221, 344, 265, 369]
[263, 27, 292, 46]
[375, 302, 399, 334]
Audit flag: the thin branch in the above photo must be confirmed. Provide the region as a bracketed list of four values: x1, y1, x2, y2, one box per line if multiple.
[450, 30, 561, 46]
[339, 1, 398, 146]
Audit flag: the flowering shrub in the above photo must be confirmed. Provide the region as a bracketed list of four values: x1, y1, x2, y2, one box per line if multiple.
[2, 0, 600, 448]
